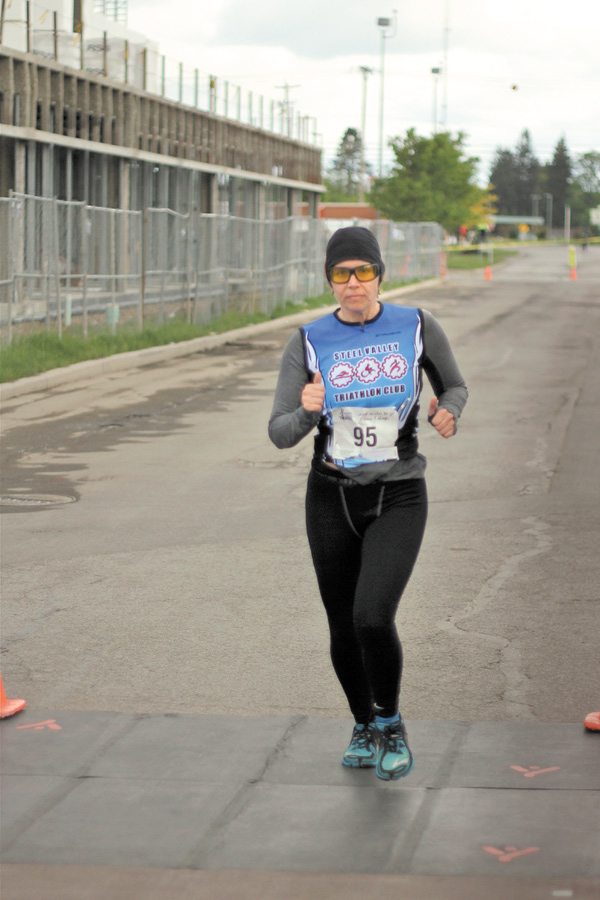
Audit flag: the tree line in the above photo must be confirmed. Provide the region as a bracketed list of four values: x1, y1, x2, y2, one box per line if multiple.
[489, 131, 598, 231]
[325, 127, 599, 236]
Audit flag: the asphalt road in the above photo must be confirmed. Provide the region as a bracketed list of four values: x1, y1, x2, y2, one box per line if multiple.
[1, 243, 599, 723]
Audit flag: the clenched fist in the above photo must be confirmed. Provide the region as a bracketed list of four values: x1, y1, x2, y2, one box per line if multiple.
[428, 397, 456, 438]
[301, 370, 326, 413]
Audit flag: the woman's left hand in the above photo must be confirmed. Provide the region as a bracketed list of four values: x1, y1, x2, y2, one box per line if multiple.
[428, 397, 456, 438]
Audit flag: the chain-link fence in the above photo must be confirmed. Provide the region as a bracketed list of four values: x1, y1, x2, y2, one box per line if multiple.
[0, 193, 443, 344]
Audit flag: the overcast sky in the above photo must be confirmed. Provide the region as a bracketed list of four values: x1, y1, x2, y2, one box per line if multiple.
[127, 0, 600, 185]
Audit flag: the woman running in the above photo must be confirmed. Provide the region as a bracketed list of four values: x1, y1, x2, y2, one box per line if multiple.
[268, 226, 467, 780]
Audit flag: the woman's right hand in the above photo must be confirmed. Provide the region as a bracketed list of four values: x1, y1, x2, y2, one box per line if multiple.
[301, 371, 326, 412]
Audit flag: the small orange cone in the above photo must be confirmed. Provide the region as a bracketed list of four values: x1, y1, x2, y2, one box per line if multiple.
[0, 674, 26, 718]
[584, 711, 600, 731]
[484, 265, 492, 281]
[570, 267, 577, 280]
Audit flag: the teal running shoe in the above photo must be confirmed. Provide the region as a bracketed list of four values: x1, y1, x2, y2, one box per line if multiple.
[342, 723, 377, 768]
[375, 717, 414, 780]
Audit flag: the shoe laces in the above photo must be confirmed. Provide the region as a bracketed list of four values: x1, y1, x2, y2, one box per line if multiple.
[351, 724, 375, 750]
[380, 722, 407, 753]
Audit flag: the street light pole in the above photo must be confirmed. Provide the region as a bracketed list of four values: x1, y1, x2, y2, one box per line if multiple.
[545, 193, 553, 235]
[377, 11, 397, 178]
[431, 67, 441, 134]
[359, 66, 372, 202]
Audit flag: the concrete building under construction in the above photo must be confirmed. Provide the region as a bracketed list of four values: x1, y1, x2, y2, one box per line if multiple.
[0, 0, 324, 218]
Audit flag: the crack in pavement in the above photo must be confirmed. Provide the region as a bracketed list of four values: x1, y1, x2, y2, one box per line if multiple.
[437, 516, 553, 721]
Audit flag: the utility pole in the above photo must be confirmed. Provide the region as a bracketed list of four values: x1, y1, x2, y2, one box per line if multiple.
[545, 193, 553, 234]
[377, 11, 397, 178]
[276, 83, 299, 138]
[431, 67, 441, 134]
[441, 0, 449, 126]
[564, 204, 571, 243]
[359, 66, 373, 202]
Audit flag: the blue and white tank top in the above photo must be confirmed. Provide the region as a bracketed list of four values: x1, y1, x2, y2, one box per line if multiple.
[301, 304, 424, 468]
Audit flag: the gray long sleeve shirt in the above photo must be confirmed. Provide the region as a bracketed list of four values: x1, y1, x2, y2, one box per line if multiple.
[268, 306, 468, 485]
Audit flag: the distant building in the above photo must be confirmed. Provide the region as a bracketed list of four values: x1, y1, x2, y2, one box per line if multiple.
[299, 201, 380, 231]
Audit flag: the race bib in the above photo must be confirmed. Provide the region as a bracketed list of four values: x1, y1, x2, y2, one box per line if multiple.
[331, 407, 399, 462]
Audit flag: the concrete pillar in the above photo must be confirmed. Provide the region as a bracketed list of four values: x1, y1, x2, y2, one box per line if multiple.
[119, 158, 130, 211]
[256, 182, 266, 221]
[14, 142, 26, 193]
[26, 140, 36, 194]
[124, 93, 136, 147]
[78, 79, 90, 139]
[0, 55, 14, 125]
[209, 173, 218, 214]
[41, 144, 53, 197]
[82, 149, 90, 204]
[38, 66, 51, 132]
[99, 155, 108, 207]
[64, 74, 76, 137]
[28, 62, 38, 130]
[90, 83, 101, 142]
[103, 86, 114, 143]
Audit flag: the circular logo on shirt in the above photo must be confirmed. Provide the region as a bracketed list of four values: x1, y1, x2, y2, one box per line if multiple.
[355, 357, 381, 384]
[382, 353, 408, 379]
[328, 362, 354, 388]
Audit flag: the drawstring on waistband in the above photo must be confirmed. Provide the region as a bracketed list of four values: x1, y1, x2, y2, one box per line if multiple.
[376, 485, 385, 518]
[338, 483, 386, 537]
[338, 485, 361, 537]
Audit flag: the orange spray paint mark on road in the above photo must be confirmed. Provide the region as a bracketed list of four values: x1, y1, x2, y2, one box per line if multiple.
[511, 765, 560, 778]
[482, 845, 541, 863]
[15, 719, 62, 731]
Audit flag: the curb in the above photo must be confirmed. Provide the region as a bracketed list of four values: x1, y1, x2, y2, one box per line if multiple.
[1, 279, 442, 402]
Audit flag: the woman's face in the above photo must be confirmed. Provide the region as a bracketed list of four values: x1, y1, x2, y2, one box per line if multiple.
[330, 259, 381, 323]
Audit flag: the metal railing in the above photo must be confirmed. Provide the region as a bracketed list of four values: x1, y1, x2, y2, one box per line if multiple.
[0, 0, 316, 143]
[0, 193, 443, 344]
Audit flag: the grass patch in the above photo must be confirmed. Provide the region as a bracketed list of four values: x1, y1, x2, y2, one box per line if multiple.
[0, 278, 431, 383]
[446, 248, 518, 270]
[1, 292, 336, 383]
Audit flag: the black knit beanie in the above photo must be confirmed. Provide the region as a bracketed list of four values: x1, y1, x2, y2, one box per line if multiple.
[325, 226, 385, 283]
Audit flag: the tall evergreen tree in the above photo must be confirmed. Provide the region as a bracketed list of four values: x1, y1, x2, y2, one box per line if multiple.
[324, 128, 368, 200]
[545, 137, 572, 228]
[513, 130, 541, 217]
[489, 131, 541, 218]
[489, 148, 519, 216]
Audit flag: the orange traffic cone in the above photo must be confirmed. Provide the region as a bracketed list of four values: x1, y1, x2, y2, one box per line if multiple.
[0, 674, 26, 718]
[570, 267, 577, 281]
[484, 265, 492, 281]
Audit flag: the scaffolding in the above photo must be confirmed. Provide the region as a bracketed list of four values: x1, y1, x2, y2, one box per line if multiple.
[92, 0, 127, 24]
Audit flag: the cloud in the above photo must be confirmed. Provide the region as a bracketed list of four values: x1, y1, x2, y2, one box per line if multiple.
[212, 0, 446, 59]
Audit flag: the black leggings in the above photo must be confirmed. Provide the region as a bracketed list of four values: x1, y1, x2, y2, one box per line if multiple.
[305, 463, 428, 724]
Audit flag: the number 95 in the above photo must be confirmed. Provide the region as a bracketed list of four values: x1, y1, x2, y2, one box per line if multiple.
[353, 426, 377, 447]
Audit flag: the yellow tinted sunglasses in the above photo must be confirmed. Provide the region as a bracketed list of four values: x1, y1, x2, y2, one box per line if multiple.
[329, 264, 380, 284]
